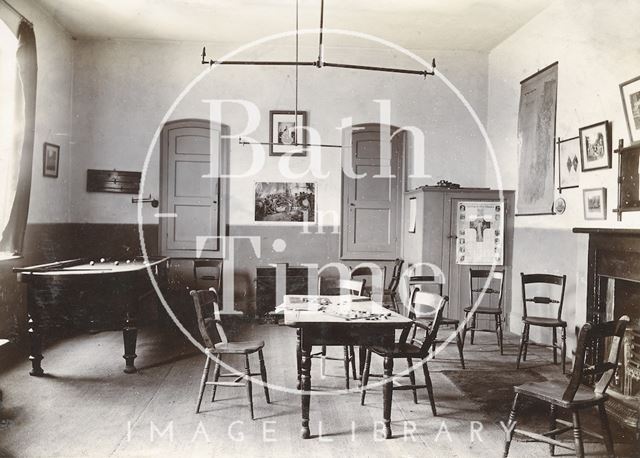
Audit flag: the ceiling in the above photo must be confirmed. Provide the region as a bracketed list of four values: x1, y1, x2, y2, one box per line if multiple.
[34, 0, 555, 51]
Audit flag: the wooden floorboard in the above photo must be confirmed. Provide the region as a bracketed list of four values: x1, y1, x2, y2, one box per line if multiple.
[0, 322, 637, 457]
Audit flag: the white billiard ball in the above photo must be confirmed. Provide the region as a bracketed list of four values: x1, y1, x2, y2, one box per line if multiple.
[100, 258, 106, 263]
[126, 259, 131, 264]
[114, 261, 120, 265]
[89, 261, 95, 266]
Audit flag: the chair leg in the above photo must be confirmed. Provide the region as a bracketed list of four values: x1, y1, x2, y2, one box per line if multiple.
[503, 393, 520, 458]
[244, 354, 254, 420]
[196, 354, 211, 414]
[494, 314, 502, 355]
[552, 327, 558, 364]
[561, 327, 567, 375]
[598, 403, 615, 457]
[360, 349, 372, 406]
[422, 362, 436, 416]
[343, 346, 350, 389]
[350, 346, 358, 381]
[321, 345, 327, 378]
[470, 313, 477, 345]
[497, 313, 504, 356]
[455, 330, 466, 369]
[516, 324, 527, 369]
[407, 358, 418, 404]
[258, 349, 270, 404]
[572, 411, 584, 458]
[523, 325, 530, 361]
[211, 357, 221, 402]
[549, 404, 557, 456]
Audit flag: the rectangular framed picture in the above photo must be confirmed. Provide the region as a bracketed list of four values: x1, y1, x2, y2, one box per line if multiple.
[456, 201, 504, 265]
[43, 142, 60, 178]
[620, 75, 640, 144]
[408, 197, 417, 233]
[583, 187, 607, 220]
[557, 136, 580, 190]
[580, 121, 611, 172]
[254, 182, 316, 223]
[269, 110, 308, 156]
[579, 121, 611, 171]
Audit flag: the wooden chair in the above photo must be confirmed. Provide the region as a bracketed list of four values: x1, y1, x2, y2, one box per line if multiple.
[517, 273, 568, 373]
[382, 258, 403, 313]
[190, 288, 269, 419]
[315, 278, 365, 388]
[193, 259, 222, 291]
[463, 269, 505, 354]
[350, 265, 386, 302]
[408, 275, 465, 369]
[503, 315, 630, 458]
[360, 289, 446, 422]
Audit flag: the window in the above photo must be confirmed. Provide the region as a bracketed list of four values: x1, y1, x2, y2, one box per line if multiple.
[0, 20, 18, 258]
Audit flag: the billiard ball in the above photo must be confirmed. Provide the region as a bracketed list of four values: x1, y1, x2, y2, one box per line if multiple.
[89, 261, 95, 266]
[100, 258, 106, 263]
[126, 260, 131, 264]
[114, 261, 120, 265]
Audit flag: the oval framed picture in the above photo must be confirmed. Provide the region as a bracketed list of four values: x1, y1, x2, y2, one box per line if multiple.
[554, 197, 567, 214]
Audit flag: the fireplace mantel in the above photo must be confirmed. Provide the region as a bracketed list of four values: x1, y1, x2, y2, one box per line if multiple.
[573, 228, 640, 236]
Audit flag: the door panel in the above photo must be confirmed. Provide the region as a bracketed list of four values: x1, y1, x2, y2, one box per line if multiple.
[160, 120, 225, 257]
[341, 124, 403, 260]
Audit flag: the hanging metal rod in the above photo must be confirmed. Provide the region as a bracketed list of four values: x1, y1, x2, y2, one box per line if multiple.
[201, 48, 436, 77]
[238, 138, 342, 149]
[0, 0, 33, 25]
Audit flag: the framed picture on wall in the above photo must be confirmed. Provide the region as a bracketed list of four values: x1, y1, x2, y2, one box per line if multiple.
[583, 187, 607, 220]
[254, 182, 316, 223]
[269, 110, 308, 156]
[557, 136, 580, 190]
[620, 75, 640, 144]
[43, 142, 60, 178]
[579, 121, 611, 171]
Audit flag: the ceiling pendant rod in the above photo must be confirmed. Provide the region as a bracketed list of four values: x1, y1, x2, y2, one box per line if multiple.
[322, 59, 436, 77]
[317, 0, 324, 67]
[294, 0, 299, 133]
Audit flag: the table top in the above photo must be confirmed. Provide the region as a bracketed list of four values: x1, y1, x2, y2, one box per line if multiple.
[14, 257, 169, 278]
[280, 295, 411, 327]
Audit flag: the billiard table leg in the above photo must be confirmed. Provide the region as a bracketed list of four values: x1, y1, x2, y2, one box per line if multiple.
[300, 339, 312, 439]
[27, 307, 44, 377]
[123, 312, 138, 374]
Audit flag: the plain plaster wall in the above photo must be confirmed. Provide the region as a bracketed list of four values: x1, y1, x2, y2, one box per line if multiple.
[486, 0, 640, 347]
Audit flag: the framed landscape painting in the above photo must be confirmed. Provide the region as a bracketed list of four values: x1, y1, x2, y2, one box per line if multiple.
[583, 187, 607, 220]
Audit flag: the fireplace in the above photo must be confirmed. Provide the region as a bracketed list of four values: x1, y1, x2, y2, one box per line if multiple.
[575, 228, 640, 431]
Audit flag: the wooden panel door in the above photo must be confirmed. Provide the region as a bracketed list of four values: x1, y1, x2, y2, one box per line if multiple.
[160, 120, 226, 257]
[341, 124, 403, 260]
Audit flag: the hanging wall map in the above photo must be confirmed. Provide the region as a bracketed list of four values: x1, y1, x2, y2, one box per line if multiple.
[456, 201, 504, 265]
[516, 62, 558, 215]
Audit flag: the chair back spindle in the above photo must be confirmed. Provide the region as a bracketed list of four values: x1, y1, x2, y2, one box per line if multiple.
[190, 288, 227, 348]
[562, 315, 630, 402]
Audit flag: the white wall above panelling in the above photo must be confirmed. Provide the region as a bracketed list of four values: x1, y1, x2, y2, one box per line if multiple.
[69, 39, 490, 224]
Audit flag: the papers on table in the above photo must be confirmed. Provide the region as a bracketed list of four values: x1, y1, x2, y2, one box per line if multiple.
[277, 295, 391, 321]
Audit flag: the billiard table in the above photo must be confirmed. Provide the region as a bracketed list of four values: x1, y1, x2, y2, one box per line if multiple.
[14, 256, 169, 375]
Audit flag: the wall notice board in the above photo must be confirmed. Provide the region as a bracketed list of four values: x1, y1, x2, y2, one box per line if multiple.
[456, 201, 504, 265]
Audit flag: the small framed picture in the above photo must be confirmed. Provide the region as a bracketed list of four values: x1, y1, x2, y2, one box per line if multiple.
[579, 121, 611, 171]
[583, 187, 607, 220]
[620, 75, 640, 144]
[557, 137, 580, 190]
[43, 142, 60, 178]
[269, 110, 308, 156]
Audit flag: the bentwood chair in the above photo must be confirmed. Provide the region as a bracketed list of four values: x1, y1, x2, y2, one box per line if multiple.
[517, 273, 568, 373]
[503, 315, 629, 458]
[190, 288, 270, 419]
[315, 278, 365, 388]
[463, 269, 505, 354]
[408, 275, 465, 369]
[382, 258, 404, 313]
[360, 289, 446, 420]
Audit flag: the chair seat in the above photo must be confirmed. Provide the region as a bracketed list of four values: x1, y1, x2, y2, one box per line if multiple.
[514, 381, 607, 408]
[523, 316, 566, 327]
[464, 305, 502, 315]
[213, 340, 265, 354]
[370, 342, 423, 358]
